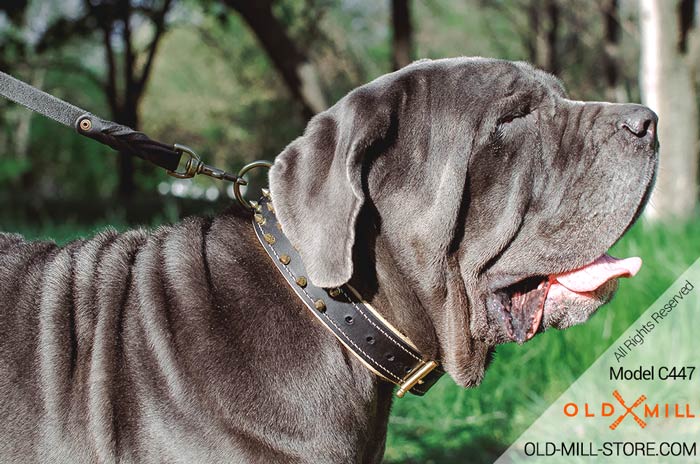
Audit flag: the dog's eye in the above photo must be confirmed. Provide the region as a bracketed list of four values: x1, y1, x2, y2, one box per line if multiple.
[497, 109, 529, 126]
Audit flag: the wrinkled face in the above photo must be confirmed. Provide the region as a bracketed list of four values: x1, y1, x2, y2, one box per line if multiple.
[459, 62, 657, 347]
[270, 58, 658, 387]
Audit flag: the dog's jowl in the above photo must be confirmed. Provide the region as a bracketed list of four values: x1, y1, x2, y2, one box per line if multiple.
[0, 58, 657, 463]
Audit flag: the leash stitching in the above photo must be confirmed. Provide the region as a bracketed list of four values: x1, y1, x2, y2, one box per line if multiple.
[255, 221, 402, 383]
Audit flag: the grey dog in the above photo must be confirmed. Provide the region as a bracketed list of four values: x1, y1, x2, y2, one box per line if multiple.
[0, 57, 657, 463]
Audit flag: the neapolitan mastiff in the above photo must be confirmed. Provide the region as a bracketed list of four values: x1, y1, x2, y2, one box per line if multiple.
[0, 58, 657, 463]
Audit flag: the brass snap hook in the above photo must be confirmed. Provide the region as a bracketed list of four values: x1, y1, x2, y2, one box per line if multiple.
[168, 144, 252, 184]
[234, 160, 273, 210]
[167, 144, 202, 179]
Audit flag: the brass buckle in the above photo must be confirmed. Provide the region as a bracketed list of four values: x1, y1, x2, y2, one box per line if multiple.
[395, 360, 438, 398]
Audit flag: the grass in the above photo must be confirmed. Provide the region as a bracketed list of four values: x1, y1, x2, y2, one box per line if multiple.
[384, 217, 700, 463]
[4, 215, 700, 463]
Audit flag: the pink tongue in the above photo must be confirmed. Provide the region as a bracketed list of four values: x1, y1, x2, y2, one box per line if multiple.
[554, 254, 642, 293]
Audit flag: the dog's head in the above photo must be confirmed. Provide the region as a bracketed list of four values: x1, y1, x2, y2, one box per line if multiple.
[269, 57, 658, 387]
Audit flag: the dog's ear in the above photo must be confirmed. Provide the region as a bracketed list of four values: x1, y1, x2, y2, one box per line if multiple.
[269, 89, 395, 288]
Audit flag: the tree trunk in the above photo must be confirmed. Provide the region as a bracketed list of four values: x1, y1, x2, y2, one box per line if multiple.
[601, 0, 625, 102]
[391, 0, 413, 71]
[116, 108, 138, 200]
[640, 0, 698, 220]
[527, 0, 560, 74]
[542, 0, 560, 74]
[223, 0, 327, 119]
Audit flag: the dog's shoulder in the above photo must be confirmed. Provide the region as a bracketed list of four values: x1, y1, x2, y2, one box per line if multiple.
[0, 232, 60, 275]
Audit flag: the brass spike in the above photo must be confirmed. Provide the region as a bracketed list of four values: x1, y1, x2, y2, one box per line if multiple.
[279, 254, 291, 265]
[296, 276, 307, 287]
[266, 202, 275, 213]
[276, 222, 283, 231]
[263, 233, 276, 245]
[329, 288, 341, 297]
[314, 299, 326, 312]
[254, 213, 265, 225]
[250, 200, 259, 210]
[261, 188, 271, 200]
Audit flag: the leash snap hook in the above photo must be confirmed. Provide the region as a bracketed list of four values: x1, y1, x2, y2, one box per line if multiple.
[168, 144, 251, 184]
[168, 144, 202, 179]
[167, 145, 271, 210]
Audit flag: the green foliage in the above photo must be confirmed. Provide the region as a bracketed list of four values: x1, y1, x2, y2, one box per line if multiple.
[0, 0, 646, 214]
[384, 217, 700, 463]
[0, 156, 30, 182]
[143, 12, 306, 170]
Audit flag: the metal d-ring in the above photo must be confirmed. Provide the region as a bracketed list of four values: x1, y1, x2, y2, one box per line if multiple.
[234, 160, 273, 209]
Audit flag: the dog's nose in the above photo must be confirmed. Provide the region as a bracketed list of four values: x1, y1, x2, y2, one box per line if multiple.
[620, 106, 658, 141]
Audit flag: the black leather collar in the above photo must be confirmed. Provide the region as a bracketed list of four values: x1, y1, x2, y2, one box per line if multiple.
[252, 191, 444, 397]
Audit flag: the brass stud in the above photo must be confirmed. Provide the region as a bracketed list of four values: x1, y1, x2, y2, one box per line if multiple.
[250, 200, 261, 212]
[266, 202, 275, 213]
[296, 276, 307, 287]
[264, 233, 276, 245]
[314, 299, 326, 312]
[279, 254, 291, 265]
[276, 222, 283, 231]
[261, 188, 271, 200]
[78, 118, 92, 131]
[254, 213, 265, 225]
[329, 288, 341, 297]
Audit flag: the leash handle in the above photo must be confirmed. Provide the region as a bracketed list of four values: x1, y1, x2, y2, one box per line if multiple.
[76, 114, 182, 172]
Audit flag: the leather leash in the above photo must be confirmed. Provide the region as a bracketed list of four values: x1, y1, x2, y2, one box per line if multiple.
[0, 70, 242, 183]
[251, 190, 444, 397]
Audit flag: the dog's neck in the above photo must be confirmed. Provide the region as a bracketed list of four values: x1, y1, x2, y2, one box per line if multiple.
[349, 207, 443, 363]
[349, 202, 491, 388]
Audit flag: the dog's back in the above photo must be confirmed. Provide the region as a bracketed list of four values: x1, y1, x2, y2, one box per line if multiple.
[0, 210, 383, 463]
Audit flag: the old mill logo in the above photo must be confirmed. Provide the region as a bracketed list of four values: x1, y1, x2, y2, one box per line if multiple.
[563, 390, 696, 430]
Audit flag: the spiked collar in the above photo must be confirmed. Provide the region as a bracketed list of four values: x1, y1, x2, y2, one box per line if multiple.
[251, 192, 444, 397]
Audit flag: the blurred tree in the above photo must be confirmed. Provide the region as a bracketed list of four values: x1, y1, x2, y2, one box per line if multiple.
[391, 0, 413, 70]
[640, 0, 698, 220]
[483, 0, 562, 75]
[0, 1, 27, 72]
[37, 0, 174, 201]
[600, 0, 625, 102]
[219, 0, 328, 119]
[532, 0, 560, 74]
[0, 1, 33, 189]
